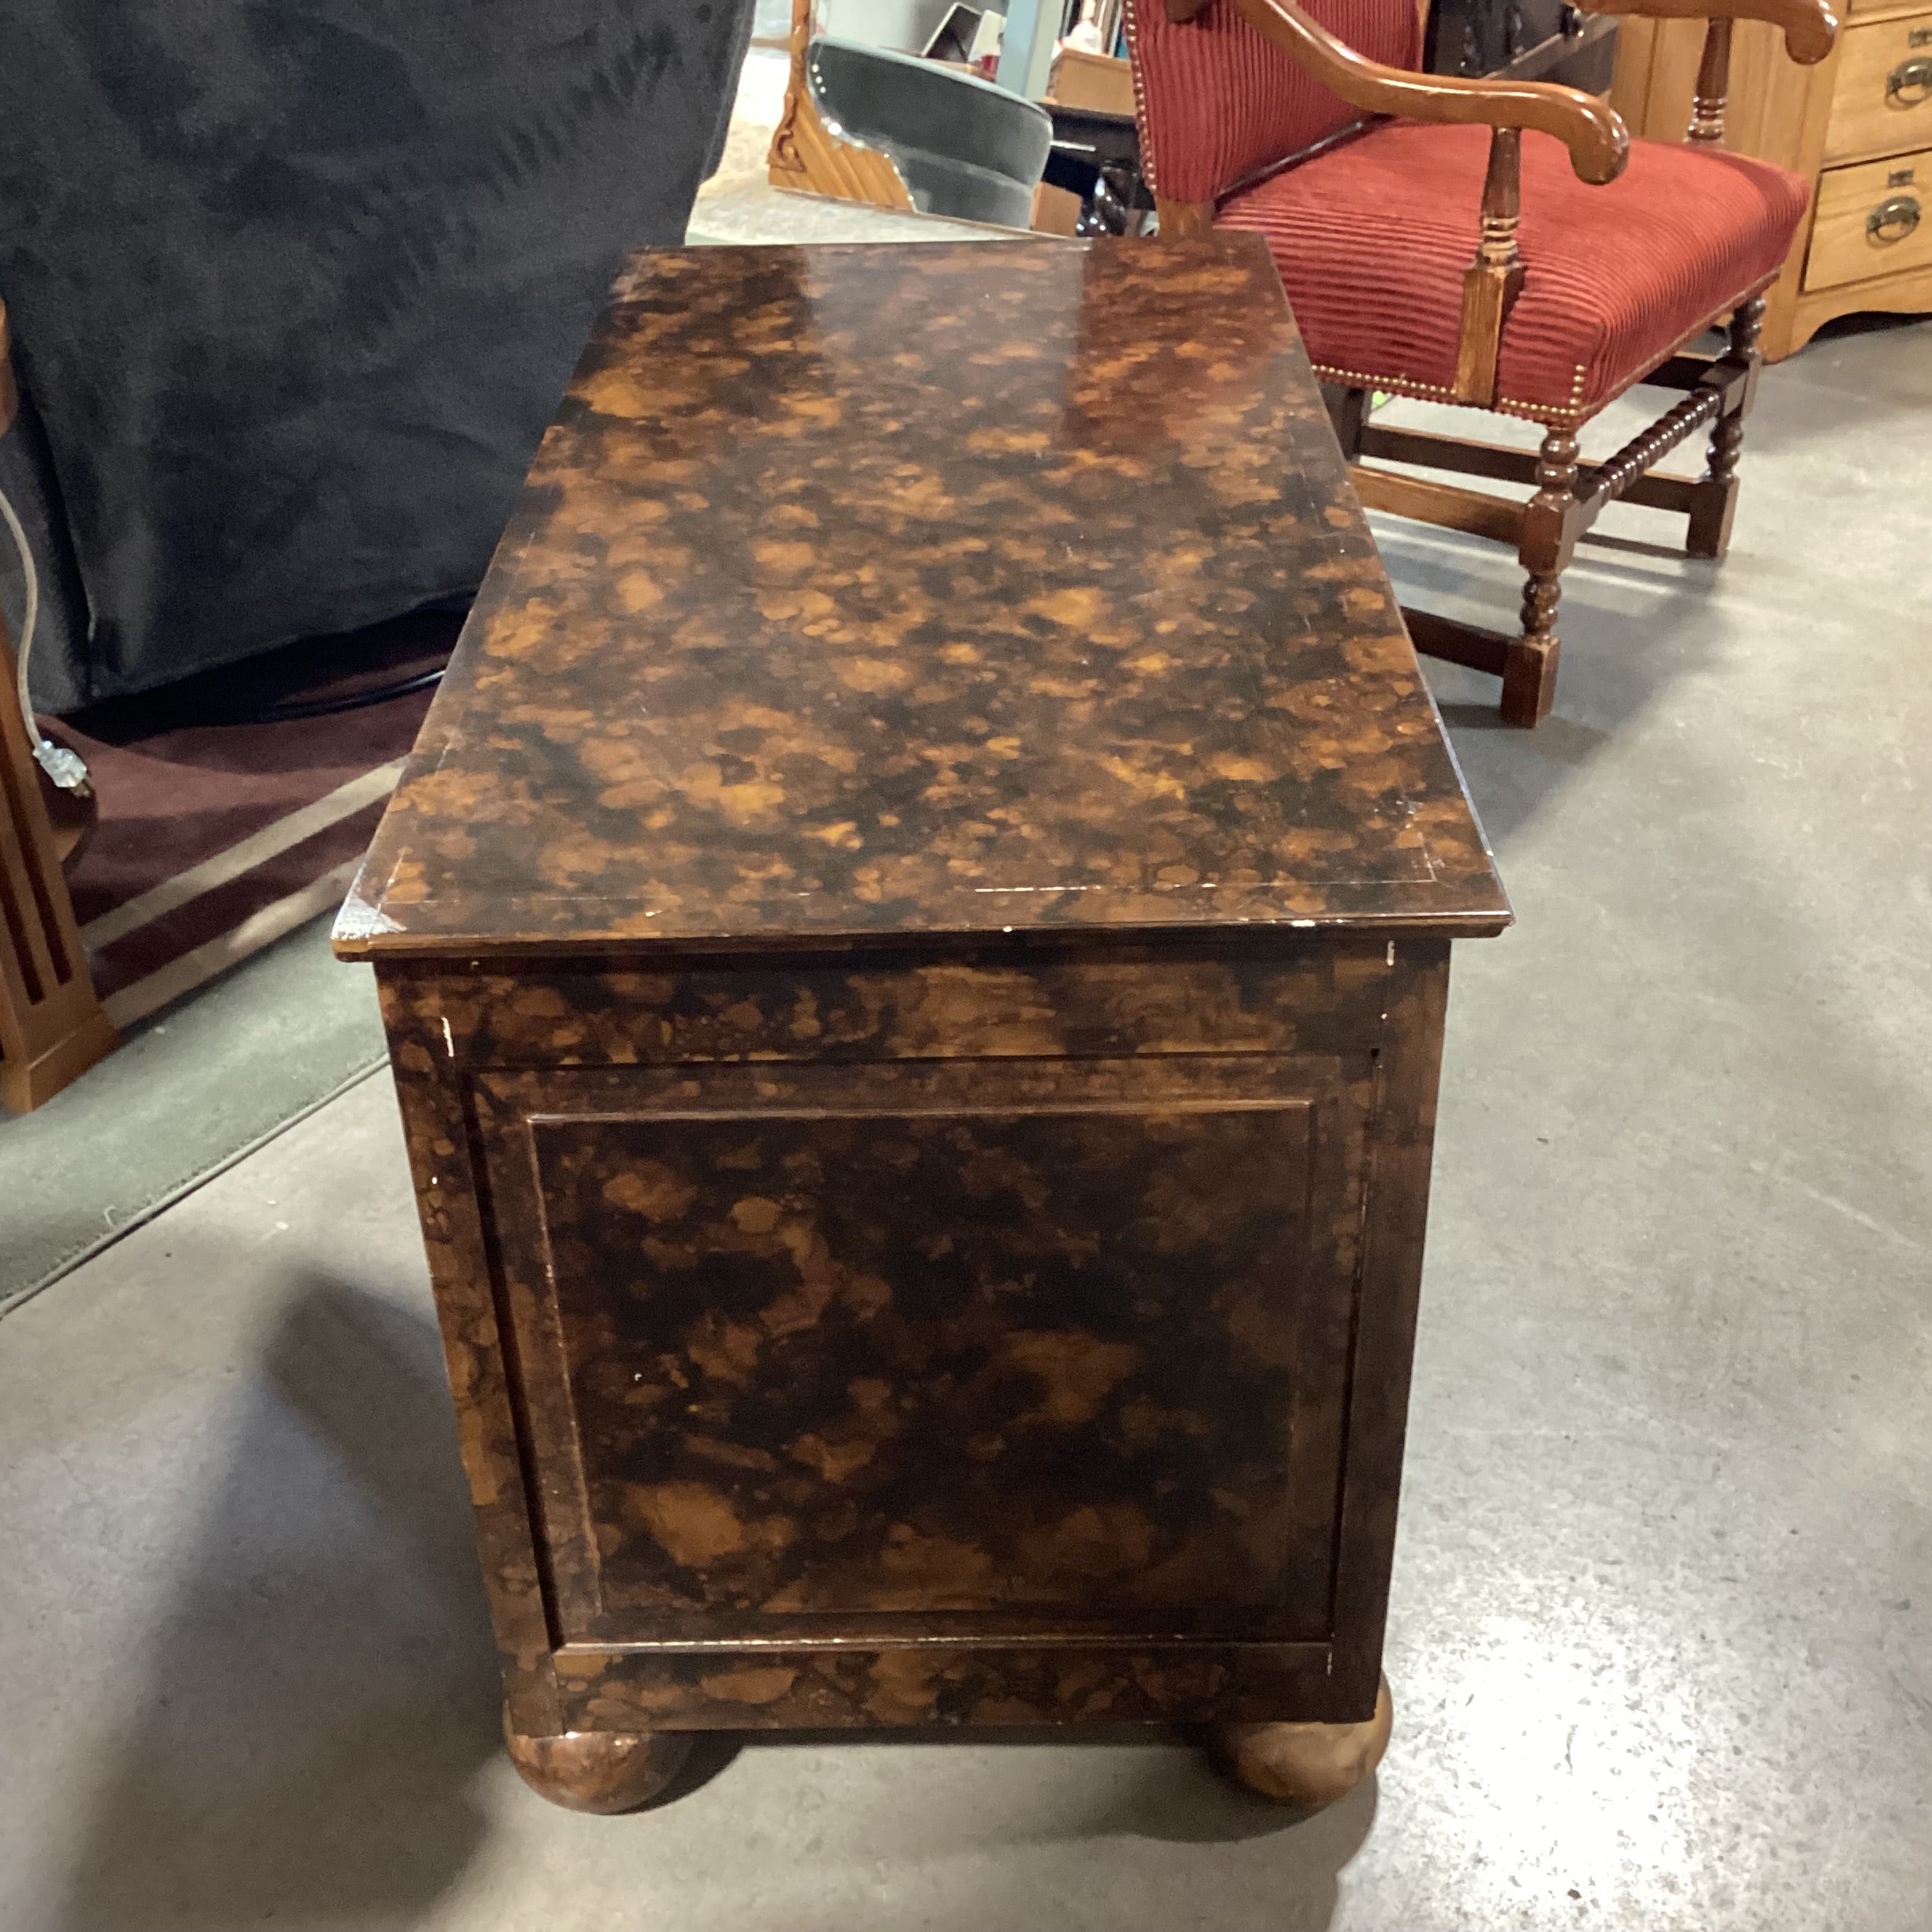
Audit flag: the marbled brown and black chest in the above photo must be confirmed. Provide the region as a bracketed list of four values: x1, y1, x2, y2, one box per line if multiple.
[335, 236, 1508, 1812]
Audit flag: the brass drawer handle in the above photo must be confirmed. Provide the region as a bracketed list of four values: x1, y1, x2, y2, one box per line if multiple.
[1868, 193, 1923, 243]
[1888, 56, 1932, 106]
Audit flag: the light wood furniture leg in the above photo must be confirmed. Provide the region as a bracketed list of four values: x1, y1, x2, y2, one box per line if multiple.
[765, 0, 917, 212]
[0, 627, 116, 1113]
[0, 296, 115, 1112]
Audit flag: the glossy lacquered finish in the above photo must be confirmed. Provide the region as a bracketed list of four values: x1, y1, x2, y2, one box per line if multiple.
[339, 239, 1506, 1809]
[337, 239, 1508, 957]
[503, 1718, 693, 1815]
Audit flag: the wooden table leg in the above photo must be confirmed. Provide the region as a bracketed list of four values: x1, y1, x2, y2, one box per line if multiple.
[0, 627, 116, 1112]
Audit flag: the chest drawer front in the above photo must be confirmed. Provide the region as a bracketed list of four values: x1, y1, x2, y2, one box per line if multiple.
[1804, 147, 1932, 286]
[1825, 17, 1932, 164]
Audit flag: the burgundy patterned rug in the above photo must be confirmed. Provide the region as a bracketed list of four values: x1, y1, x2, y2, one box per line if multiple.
[54, 608, 458, 1030]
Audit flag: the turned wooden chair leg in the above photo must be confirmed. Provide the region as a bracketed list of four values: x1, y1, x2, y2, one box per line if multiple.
[1686, 295, 1765, 561]
[1502, 424, 1580, 727]
[1323, 384, 1370, 460]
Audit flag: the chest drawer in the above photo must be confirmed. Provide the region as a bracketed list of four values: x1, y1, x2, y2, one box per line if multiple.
[1825, 15, 1932, 164]
[1804, 146, 1932, 287]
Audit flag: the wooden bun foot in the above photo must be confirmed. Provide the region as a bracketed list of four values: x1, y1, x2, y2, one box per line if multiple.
[504, 1712, 694, 1814]
[1214, 1673, 1393, 1808]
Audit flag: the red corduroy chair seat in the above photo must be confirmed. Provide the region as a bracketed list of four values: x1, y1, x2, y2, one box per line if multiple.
[1123, 0, 1839, 724]
[1218, 122, 1810, 424]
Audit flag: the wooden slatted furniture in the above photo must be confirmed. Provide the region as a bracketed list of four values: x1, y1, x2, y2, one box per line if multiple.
[336, 238, 1510, 1814]
[1612, 0, 1932, 355]
[0, 301, 115, 1114]
[0, 630, 114, 1114]
[1126, 0, 1838, 724]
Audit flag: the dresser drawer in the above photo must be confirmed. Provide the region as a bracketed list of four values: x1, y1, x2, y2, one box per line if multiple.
[1824, 16, 1932, 164]
[1804, 148, 1932, 288]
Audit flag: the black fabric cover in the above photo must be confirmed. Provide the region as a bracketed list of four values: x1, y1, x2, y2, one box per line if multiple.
[0, 1, 751, 709]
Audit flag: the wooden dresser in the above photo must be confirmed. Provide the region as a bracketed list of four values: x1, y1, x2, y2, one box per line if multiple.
[1613, 0, 1932, 358]
[336, 237, 1509, 1813]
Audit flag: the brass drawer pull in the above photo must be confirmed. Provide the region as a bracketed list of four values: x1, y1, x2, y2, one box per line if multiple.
[1888, 56, 1932, 107]
[1868, 194, 1923, 243]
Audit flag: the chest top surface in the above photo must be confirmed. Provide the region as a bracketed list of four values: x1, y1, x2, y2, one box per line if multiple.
[334, 236, 1507, 961]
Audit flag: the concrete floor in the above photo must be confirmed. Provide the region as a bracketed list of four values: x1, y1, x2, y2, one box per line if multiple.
[3, 314, 1929, 1930]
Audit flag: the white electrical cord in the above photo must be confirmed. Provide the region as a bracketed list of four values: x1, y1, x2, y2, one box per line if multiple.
[0, 478, 88, 790]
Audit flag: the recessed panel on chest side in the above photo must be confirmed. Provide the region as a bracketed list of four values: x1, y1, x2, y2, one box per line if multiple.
[477, 1050, 1369, 1645]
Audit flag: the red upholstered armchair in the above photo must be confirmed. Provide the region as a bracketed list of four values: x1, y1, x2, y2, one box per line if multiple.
[1125, 0, 1837, 724]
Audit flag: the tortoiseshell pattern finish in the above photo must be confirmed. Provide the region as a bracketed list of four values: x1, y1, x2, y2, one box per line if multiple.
[335, 238, 1507, 957]
[486, 1052, 1365, 1637]
[337, 241, 1507, 1764]
[375, 940, 1453, 1733]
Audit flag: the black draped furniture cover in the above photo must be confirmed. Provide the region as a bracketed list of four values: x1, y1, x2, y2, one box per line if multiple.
[0, 1, 752, 711]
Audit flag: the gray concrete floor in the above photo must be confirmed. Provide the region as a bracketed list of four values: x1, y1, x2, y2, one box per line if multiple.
[3, 314, 1928, 1932]
[0, 917, 388, 1309]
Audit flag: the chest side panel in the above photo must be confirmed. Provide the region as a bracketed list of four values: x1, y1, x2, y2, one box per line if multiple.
[376, 941, 1448, 1728]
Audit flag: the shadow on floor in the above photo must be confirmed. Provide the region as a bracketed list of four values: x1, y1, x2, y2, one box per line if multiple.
[54, 1275, 502, 1931]
[47, 1268, 1381, 1929]
[1397, 563, 1724, 852]
[1065, 1745, 1379, 1855]
[721, 1737, 1373, 1932]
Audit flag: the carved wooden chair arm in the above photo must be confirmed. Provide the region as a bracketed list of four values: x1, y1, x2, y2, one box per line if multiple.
[1579, 0, 1837, 148]
[1157, 0, 1629, 405]
[1162, 0, 1630, 184]
[1574, 0, 1837, 69]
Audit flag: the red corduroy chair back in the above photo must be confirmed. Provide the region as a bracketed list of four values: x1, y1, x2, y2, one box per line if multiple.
[1125, 0, 1421, 204]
